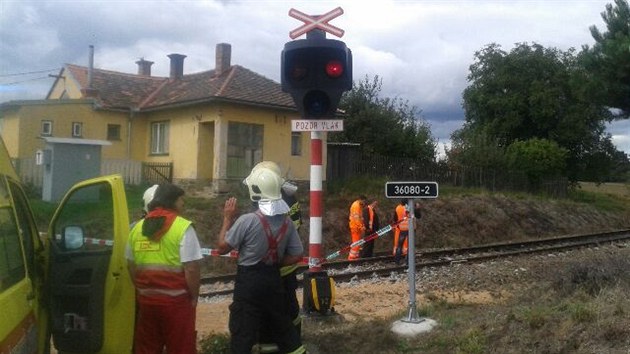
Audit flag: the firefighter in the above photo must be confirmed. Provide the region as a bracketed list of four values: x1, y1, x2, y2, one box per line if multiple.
[216, 164, 305, 354]
[126, 183, 202, 354]
[393, 200, 410, 264]
[258, 173, 304, 353]
[360, 199, 380, 258]
[348, 195, 367, 260]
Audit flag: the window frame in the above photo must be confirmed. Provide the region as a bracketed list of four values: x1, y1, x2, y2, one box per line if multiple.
[107, 124, 121, 141]
[41, 120, 53, 136]
[291, 132, 302, 156]
[150, 121, 170, 155]
[72, 122, 83, 138]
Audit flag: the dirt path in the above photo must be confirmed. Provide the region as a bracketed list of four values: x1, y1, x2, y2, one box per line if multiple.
[195, 278, 503, 337]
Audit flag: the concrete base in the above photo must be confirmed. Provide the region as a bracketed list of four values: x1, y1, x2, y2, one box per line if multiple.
[391, 318, 438, 337]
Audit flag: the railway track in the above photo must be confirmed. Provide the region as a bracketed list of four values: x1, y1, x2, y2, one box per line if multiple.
[199, 229, 630, 299]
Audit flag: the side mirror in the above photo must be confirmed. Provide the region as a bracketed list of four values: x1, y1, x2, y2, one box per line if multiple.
[63, 225, 85, 250]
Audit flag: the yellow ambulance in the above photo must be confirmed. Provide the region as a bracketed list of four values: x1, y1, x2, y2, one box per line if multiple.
[0, 136, 135, 353]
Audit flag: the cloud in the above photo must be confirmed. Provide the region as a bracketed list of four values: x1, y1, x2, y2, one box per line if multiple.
[0, 0, 627, 154]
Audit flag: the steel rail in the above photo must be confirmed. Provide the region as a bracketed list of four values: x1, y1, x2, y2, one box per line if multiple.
[199, 228, 630, 299]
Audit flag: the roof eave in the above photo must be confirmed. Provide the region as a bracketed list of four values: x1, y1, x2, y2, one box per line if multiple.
[138, 96, 297, 113]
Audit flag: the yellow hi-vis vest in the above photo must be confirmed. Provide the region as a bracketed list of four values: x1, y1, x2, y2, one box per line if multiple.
[129, 216, 192, 299]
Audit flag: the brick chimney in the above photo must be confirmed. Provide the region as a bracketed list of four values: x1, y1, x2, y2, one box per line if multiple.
[136, 58, 154, 76]
[167, 53, 186, 80]
[215, 43, 231, 77]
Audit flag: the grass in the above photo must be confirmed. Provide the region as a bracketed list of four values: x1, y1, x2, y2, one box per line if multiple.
[297, 251, 628, 354]
[192, 178, 630, 353]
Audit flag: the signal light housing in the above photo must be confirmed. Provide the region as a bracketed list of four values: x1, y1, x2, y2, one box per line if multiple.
[281, 38, 352, 118]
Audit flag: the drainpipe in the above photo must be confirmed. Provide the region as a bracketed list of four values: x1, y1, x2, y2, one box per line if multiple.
[127, 108, 137, 159]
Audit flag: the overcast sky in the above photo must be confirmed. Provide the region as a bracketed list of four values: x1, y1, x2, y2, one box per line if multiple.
[1, 0, 628, 155]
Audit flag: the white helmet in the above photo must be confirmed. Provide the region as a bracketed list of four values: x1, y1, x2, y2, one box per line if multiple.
[251, 161, 282, 176]
[142, 184, 159, 212]
[244, 166, 284, 202]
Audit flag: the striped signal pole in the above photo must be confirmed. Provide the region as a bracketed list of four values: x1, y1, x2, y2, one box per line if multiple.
[308, 131, 324, 272]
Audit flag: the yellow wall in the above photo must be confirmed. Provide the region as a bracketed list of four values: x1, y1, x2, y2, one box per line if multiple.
[134, 103, 318, 182]
[47, 69, 83, 99]
[2, 97, 321, 183]
[0, 109, 21, 158]
[0, 101, 129, 160]
[213, 103, 317, 181]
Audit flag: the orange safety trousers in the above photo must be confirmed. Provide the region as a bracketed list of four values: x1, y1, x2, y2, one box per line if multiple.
[348, 227, 363, 260]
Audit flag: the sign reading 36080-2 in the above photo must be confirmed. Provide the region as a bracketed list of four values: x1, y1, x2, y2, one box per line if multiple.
[385, 181, 439, 199]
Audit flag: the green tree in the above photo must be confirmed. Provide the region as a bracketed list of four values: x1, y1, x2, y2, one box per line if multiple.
[583, 0, 630, 118]
[447, 126, 507, 172]
[460, 42, 617, 181]
[506, 138, 568, 190]
[331, 75, 437, 162]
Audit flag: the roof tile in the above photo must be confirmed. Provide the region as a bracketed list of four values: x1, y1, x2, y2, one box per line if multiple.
[66, 63, 295, 111]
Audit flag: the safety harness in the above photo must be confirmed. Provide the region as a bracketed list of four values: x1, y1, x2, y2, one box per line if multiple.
[254, 210, 289, 264]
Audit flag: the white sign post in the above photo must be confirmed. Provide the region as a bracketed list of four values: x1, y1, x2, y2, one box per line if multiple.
[385, 181, 438, 324]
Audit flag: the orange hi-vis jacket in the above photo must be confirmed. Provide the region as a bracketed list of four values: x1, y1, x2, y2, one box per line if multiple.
[395, 204, 409, 231]
[129, 216, 192, 304]
[348, 200, 365, 230]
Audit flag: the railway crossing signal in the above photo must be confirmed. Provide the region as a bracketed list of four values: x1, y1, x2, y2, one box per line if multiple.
[282, 8, 352, 119]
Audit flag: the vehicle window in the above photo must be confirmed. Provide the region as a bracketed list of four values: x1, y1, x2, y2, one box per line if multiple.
[9, 180, 40, 278]
[52, 182, 115, 252]
[0, 178, 26, 291]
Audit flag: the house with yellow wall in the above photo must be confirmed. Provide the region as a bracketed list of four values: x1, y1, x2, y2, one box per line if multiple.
[0, 43, 324, 192]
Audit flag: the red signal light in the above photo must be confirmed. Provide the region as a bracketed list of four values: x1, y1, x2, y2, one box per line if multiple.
[325, 60, 344, 78]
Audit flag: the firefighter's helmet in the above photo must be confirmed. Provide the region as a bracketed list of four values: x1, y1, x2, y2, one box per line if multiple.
[251, 161, 282, 176]
[142, 184, 159, 212]
[244, 166, 284, 202]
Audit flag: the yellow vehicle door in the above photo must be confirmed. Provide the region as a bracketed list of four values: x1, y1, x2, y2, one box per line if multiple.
[47, 175, 135, 353]
[0, 137, 49, 353]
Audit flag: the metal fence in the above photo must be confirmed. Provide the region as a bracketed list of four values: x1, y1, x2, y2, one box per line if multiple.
[327, 150, 568, 198]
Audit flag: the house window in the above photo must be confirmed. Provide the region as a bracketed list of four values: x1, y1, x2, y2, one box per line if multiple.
[150, 121, 169, 155]
[72, 122, 83, 137]
[227, 122, 263, 177]
[41, 120, 52, 136]
[291, 132, 302, 156]
[107, 124, 121, 140]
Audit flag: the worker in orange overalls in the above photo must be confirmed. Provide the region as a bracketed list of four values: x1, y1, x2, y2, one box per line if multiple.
[392, 200, 410, 264]
[360, 200, 380, 258]
[348, 195, 367, 260]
